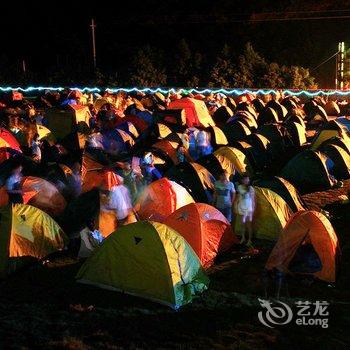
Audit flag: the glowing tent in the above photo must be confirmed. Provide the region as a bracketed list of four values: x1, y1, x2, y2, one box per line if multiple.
[163, 203, 237, 268]
[135, 177, 194, 220]
[266, 211, 339, 282]
[76, 221, 209, 309]
[0, 204, 67, 277]
[168, 97, 215, 127]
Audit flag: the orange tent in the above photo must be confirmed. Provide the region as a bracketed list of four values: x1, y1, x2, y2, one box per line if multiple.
[266, 210, 339, 282]
[135, 177, 194, 221]
[152, 140, 179, 165]
[168, 97, 215, 127]
[116, 115, 149, 132]
[163, 203, 237, 268]
[21, 177, 66, 217]
[0, 128, 22, 163]
[81, 154, 120, 192]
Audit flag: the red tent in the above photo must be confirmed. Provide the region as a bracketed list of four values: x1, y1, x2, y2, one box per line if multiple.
[163, 203, 237, 268]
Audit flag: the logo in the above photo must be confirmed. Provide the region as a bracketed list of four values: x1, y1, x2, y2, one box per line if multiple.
[258, 299, 329, 329]
[258, 299, 293, 328]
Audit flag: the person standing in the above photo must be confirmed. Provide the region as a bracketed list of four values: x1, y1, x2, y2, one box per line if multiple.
[108, 182, 137, 226]
[213, 171, 235, 222]
[235, 176, 256, 246]
[31, 133, 42, 163]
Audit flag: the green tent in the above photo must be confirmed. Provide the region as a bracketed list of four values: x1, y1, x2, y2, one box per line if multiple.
[281, 150, 333, 193]
[76, 221, 209, 309]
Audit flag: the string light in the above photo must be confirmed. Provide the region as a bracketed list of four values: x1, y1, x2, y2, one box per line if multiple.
[1, 86, 350, 96]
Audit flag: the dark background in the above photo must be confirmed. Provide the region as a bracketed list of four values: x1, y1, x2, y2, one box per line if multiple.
[0, 0, 350, 87]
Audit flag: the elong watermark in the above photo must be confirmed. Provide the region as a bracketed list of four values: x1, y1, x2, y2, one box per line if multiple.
[258, 298, 329, 328]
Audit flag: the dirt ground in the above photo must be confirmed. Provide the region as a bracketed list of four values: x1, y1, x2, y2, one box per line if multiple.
[1, 183, 350, 349]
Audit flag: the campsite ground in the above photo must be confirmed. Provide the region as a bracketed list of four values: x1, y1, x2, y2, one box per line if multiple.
[1, 183, 350, 349]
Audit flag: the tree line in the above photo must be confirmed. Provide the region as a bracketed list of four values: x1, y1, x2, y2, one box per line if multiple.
[0, 40, 316, 89]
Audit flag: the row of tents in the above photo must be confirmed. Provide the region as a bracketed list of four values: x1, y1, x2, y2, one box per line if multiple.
[0, 90, 345, 308]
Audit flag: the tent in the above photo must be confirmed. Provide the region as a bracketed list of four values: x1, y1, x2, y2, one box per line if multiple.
[254, 176, 305, 212]
[135, 178, 194, 221]
[19, 176, 67, 217]
[335, 116, 350, 132]
[0, 176, 66, 216]
[0, 204, 67, 277]
[252, 98, 265, 113]
[197, 154, 231, 179]
[266, 100, 288, 121]
[245, 133, 272, 171]
[281, 98, 297, 112]
[286, 122, 307, 147]
[36, 124, 55, 145]
[322, 144, 350, 179]
[234, 187, 293, 241]
[239, 112, 258, 130]
[168, 97, 215, 127]
[101, 129, 135, 154]
[306, 104, 329, 123]
[281, 150, 334, 193]
[76, 221, 209, 309]
[0, 128, 22, 163]
[151, 140, 179, 166]
[45, 104, 91, 149]
[257, 107, 279, 125]
[166, 162, 215, 203]
[81, 153, 120, 193]
[154, 123, 173, 138]
[311, 120, 348, 150]
[207, 126, 228, 148]
[319, 135, 350, 155]
[324, 101, 340, 116]
[116, 115, 149, 133]
[257, 124, 286, 158]
[212, 106, 233, 125]
[265, 210, 339, 282]
[0, 128, 21, 152]
[114, 121, 139, 139]
[156, 109, 187, 127]
[214, 146, 254, 177]
[163, 203, 237, 268]
[222, 121, 251, 145]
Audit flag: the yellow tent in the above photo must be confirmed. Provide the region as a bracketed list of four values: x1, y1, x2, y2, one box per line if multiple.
[214, 146, 253, 176]
[76, 221, 209, 309]
[311, 121, 348, 150]
[234, 187, 293, 241]
[0, 204, 67, 277]
[36, 124, 55, 145]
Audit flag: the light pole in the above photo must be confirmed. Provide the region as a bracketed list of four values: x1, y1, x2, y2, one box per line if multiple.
[90, 18, 97, 70]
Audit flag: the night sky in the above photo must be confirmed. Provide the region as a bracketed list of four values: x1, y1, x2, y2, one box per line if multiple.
[1, 0, 350, 86]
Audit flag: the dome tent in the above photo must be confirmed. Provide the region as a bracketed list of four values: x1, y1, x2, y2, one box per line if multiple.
[163, 203, 237, 268]
[214, 146, 254, 177]
[240, 187, 293, 241]
[311, 120, 347, 151]
[168, 97, 215, 127]
[266, 211, 339, 282]
[135, 177, 194, 221]
[166, 162, 215, 203]
[222, 120, 251, 145]
[254, 176, 305, 213]
[281, 150, 334, 193]
[0, 204, 67, 277]
[322, 144, 350, 179]
[76, 221, 209, 309]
